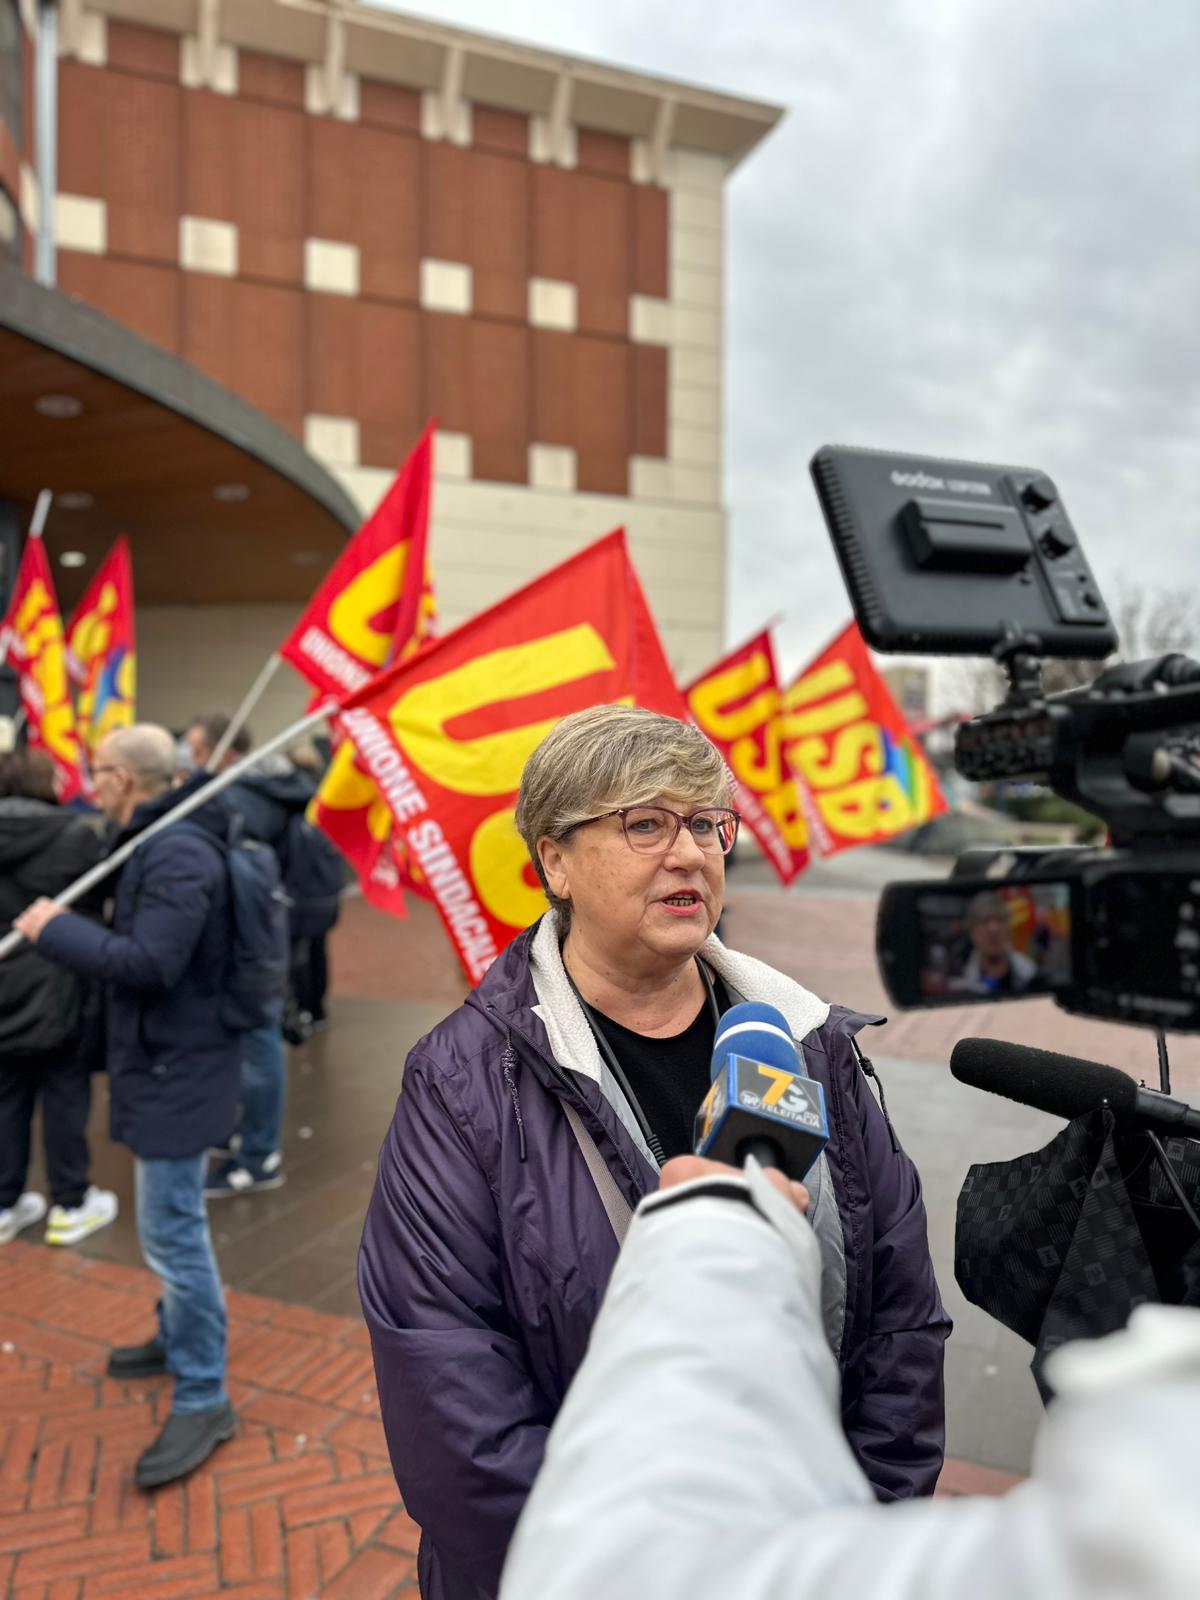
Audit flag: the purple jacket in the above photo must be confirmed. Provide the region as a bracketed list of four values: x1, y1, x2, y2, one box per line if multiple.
[359, 919, 950, 1600]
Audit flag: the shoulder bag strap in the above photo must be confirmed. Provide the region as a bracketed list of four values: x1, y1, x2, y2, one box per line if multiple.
[561, 1099, 634, 1246]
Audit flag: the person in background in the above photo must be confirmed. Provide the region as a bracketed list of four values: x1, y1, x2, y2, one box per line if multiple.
[951, 891, 1040, 997]
[183, 711, 300, 1195]
[0, 747, 117, 1246]
[14, 724, 239, 1488]
[285, 738, 343, 1035]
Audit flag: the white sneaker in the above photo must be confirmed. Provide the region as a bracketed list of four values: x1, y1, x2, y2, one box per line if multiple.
[0, 1191, 47, 1245]
[44, 1186, 118, 1246]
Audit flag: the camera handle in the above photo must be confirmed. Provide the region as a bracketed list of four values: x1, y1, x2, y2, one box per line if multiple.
[1143, 1030, 1200, 1237]
[991, 627, 1046, 708]
[1156, 1028, 1172, 1096]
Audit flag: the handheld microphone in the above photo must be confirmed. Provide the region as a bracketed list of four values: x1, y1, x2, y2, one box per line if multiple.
[694, 1001, 829, 1180]
[950, 1038, 1200, 1138]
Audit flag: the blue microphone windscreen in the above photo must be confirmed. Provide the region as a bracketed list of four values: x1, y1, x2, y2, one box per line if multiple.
[710, 1000, 798, 1081]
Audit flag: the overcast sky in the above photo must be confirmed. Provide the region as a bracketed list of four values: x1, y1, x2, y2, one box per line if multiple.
[382, 0, 1199, 679]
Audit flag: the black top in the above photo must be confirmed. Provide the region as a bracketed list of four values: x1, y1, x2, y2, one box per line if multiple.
[591, 973, 731, 1159]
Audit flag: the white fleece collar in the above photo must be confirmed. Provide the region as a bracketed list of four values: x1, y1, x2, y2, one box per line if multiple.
[529, 912, 608, 1086]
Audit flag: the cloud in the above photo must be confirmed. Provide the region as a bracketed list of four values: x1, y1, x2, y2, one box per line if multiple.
[380, 0, 1200, 676]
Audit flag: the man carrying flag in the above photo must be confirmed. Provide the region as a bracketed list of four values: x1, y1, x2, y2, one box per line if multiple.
[65, 535, 137, 753]
[0, 534, 87, 802]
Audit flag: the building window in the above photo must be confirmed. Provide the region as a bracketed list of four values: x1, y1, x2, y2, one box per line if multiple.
[0, 0, 19, 150]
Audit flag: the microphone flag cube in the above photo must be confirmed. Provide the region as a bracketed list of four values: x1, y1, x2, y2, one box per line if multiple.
[694, 1054, 829, 1179]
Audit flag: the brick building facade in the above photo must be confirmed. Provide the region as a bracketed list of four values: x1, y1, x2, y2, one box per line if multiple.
[0, 0, 779, 729]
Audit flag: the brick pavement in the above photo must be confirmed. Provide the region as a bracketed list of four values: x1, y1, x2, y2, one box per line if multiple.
[0, 1243, 417, 1600]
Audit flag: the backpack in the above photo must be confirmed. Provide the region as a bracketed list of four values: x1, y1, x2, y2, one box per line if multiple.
[180, 819, 290, 1032]
[281, 812, 345, 939]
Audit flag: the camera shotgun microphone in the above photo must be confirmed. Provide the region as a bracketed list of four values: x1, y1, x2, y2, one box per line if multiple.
[693, 1001, 829, 1180]
[950, 1038, 1200, 1138]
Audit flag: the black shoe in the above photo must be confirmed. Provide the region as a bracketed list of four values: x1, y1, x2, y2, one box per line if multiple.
[281, 1015, 310, 1047]
[108, 1339, 168, 1379]
[135, 1401, 237, 1489]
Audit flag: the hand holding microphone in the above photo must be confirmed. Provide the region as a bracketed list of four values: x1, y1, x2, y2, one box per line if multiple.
[661, 1154, 812, 1213]
[693, 1001, 829, 1181]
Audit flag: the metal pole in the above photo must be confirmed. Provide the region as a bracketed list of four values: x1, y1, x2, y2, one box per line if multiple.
[34, 3, 59, 289]
[0, 699, 336, 961]
[29, 490, 53, 539]
[206, 652, 283, 771]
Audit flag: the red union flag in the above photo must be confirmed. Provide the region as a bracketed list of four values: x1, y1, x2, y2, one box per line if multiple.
[280, 422, 434, 697]
[0, 537, 87, 800]
[65, 534, 137, 752]
[685, 630, 811, 885]
[289, 425, 437, 914]
[333, 529, 689, 982]
[781, 622, 948, 854]
[307, 713, 417, 918]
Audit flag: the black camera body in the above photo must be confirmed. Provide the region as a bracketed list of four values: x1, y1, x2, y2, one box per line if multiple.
[810, 445, 1200, 1033]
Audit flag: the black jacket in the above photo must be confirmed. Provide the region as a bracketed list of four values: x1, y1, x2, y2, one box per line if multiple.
[37, 774, 241, 1158]
[227, 765, 315, 853]
[0, 799, 105, 1058]
[229, 763, 344, 939]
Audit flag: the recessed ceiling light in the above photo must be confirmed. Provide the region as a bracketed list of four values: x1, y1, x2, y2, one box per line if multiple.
[59, 550, 87, 568]
[35, 395, 83, 419]
[213, 482, 250, 502]
[290, 550, 321, 565]
[57, 491, 94, 511]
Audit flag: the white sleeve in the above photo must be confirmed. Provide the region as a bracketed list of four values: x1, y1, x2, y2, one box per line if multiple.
[499, 1161, 1200, 1600]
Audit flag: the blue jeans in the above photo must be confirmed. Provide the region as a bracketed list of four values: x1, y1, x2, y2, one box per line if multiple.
[135, 1155, 227, 1414]
[239, 1023, 285, 1163]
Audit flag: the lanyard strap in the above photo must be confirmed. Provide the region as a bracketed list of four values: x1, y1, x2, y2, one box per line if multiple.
[561, 1100, 634, 1244]
[563, 954, 723, 1170]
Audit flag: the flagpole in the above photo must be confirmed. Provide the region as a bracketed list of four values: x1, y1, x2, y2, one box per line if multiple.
[207, 652, 284, 771]
[0, 698, 336, 962]
[29, 489, 53, 540]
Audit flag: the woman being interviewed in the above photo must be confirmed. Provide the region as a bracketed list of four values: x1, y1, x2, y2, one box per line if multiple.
[359, 705, 950, 1600]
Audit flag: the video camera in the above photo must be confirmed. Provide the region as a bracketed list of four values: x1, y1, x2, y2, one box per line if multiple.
[809, 445, 1200, 1034]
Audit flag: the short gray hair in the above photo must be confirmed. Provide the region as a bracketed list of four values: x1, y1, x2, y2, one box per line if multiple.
[515, 704, 731, 930]
[104, 724, 176, 792]
[967, 890, 1009, 926]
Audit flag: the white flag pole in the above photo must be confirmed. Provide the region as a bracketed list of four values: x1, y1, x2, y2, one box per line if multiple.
[29, 489, 53, 539]
[206, 652, 285, 771]
[0, 697, 336, 962]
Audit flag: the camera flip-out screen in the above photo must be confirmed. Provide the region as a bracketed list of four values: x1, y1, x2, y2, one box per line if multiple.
[810, 446, 1118, 658]
[878, 879, 1076, 1009]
